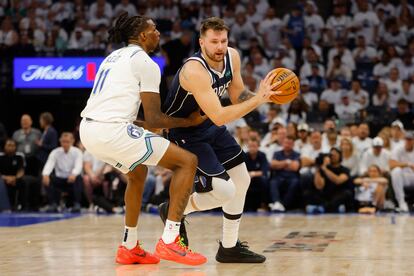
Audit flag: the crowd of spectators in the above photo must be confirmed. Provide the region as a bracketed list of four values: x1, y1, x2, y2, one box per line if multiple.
[1, 0, 414, 214]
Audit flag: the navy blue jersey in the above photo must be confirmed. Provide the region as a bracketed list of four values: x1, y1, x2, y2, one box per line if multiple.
[162, 50, 233, 132]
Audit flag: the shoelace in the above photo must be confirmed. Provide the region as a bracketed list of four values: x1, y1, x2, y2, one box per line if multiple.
[176, 236, 194, 253]
[237, 240, 250, 249]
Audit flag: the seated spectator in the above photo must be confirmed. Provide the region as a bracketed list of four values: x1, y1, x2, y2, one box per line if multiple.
[244, 139, 269, 212]
[335, 91, 361, 124]
[300, 47, 325, 80]
[306, 64, 327, 94]
[399, 53, 414, 81]
[352, 123, 373, 157]
[304, 1, 324, 44]
[83, 150, 108, 209]
[300, 130, 323, 192]
[372, 82, 389, 109]
[354, 165, 388, 214]
[340, 137, 360, 178]
[12, 114, 41, 176]
[299, 79, 318, 111]
[305, 148, 352, 213]
[309, 100, 338, 122]
[284, 98, 307, 125]
[390, 120, 405, 150]
[282, 5, 305, 52]
[348, 79, 369, 109]
[327, 40, 355, 73]
[114, 0, 137, 17]
[325, 4, 351, 44]
[390, 131, 414, 212]
[373, 53, 393, 80]
[261, 125, 286, 162]
[353, 35, 378, 64]
[401, 79, 414, 105]
[322, 128, 340, 153]
[36, 112, 58, 170]
[42, 133, 83, 213]
[360, 137, 391, 175]
[394, 99, 414, 130]
[383, 67, 404, 109]
[352, 0, 380, 46]
[294, 123, 310, 152]
[321, 79, 343, 106]
[327, 55, 352, 83]
[269, 136, 301, 212]
[0, 139, 25, 211]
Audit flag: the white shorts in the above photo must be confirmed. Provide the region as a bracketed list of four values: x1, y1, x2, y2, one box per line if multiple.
[80, 118, 170, 174]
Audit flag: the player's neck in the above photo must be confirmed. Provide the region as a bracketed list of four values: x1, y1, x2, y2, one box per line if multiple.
[128, 40, 149, 53]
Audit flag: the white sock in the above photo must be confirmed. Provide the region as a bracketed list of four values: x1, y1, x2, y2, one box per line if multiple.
[161, 219, 180, 244]
[222, 216, 241, 248]
[122, 226, 137, 249]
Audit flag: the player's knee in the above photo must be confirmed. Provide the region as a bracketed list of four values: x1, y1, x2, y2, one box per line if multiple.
[211, 177, 236, 203]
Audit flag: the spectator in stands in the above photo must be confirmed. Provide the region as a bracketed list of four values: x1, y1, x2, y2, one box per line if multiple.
[42, 133, 83, 213]
[389, 131, 414, 212]
[284, 98, 307, 125]
[322, 128, 340, 152]
[269, 136, 301, 212]
[283, 5, 305, 54]
[261, 125, 286, 162]
[335, 91, 361, 123]
[394, 99, 414, 130]
[352, 0, 380, 46]
[306, 147, 352, 213]
[390, 120, 405, 150]
[300, 130, 323, 192]
[372, 82, 389, 109]
[306, 64, 327, 94]
[326, 4, 351, 44]
[348, 79, 369, 108]
[114, 0, 137, 17]
[354, 164, 388, 213]
[353, 123, 372, 156]
[231, 12, 256, 56]
[0, 139, 25, 211]
[299, 79, 318, 111]
[244, 139, 269, 212]
[258, 8, 283, 58]
[383, 67, 404, 109]
[89, 0, 112, 22]
[321, 79, 343, 106]
[359, 136, 390, 175]
[327, 40, 355, 73]
[294, 123, 310, 152]
[353, 35, 378, 64]
[36, 112, 58, 169]
[401, 79, 414, 104]
[300, 47, 325, 80]
[12, 114, 41, 176]
[49, 0, 74, 28]
[327, 55, 352, 83]
[340, 137, 359, 177]
[399, 53, 414, 82]
[304, 1, 324, 44]
[0, 16, 19, 54]
[383, 17, 407, 48]
[373, 53, 393, 80]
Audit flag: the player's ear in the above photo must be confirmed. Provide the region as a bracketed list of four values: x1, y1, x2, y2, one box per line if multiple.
[199, 37, 203, 47]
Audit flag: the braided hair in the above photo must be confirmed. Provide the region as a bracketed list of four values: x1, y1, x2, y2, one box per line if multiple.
[108, 12, 150, 45]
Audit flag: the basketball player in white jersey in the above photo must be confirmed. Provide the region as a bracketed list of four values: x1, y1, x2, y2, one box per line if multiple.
[79, 12, 212, 266]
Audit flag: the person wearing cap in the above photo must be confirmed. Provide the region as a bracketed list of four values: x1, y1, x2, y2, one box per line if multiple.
[352, 123, 372, 157]
[390, 131, 414, 212]
[359, 137, 391, 175]
[334, 90, 362, 123]
[390, 120, 405, 150]
[320, 78, 344, 106]
[300, 79, 318, 111]
[294, 123, 310, 151]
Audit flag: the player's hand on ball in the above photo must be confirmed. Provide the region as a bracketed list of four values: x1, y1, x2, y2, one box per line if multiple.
[256, 71, 282, 104]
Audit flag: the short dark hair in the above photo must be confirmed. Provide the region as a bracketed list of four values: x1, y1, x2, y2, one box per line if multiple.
[108, 12, 150, 44]
[200, 17, 229, 37]
[40, 112, 54, 125]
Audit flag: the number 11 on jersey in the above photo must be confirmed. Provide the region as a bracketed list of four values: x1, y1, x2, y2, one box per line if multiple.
[92, 68, 111, 95]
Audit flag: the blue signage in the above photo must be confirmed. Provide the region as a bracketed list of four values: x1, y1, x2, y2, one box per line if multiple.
[13, 56, 166, 89]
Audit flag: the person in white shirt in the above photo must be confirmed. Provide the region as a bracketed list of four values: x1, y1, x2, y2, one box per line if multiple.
[231, 12, 256, 54]
[304, 1, 324, 44]
[321, 79, 343, 105]
[352, 35, 377, 64]
[375, 0, 396, 18]
[340, 137, 359, 177]
[42, 133, 83, 213]
[79, 12, 207, 265]
[352, 123, 373, 157]
[82, 150, 107, 209]
[299, 79, 318, 110]
[352, 0, 380, 45]
[114, 0, 137, 17]
[335, 91, 361, 123]
[326, 4, 352, 43]
[294, 123, 310, 152]
[258, 8, 283, 57]
[390, 131, 414, 212]
[327, 40, 355, 72]
[300, 130, 323, 176]
[390, 120, 406, 151]
[373, 53, 393, 80]
[359, 137, 391, 175]
[348, 79, 369, 108]
[322, 128, 340, 153]
[399, 54, 414, 81]
[372, 81, 389, 108]
[89, 0, 113, 21]
[382, 67, 404, 109]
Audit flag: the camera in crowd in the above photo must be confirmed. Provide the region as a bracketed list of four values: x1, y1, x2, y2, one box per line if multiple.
[315, 153, 329, 167]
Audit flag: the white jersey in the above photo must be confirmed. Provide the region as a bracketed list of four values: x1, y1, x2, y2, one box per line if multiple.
[81, 45, 161, 123]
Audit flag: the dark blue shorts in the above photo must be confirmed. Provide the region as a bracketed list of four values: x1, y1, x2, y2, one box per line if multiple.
[167, 123, 244, 192]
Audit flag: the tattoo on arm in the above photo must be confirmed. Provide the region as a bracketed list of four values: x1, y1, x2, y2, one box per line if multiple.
[238, 89, 256, 103]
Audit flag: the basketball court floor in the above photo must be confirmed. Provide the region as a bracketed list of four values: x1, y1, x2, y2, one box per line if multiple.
[1, 212, 413, 276]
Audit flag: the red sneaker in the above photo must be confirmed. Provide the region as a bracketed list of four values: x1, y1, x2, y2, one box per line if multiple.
[116, 242, 160, 264]
[155, 236, 207, 266]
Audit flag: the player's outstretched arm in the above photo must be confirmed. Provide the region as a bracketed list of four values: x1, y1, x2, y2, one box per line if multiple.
[139, 92, 206, 129]
[180, 61, 280, 126]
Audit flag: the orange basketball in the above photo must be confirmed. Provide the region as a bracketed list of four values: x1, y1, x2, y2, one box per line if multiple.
[268, 68, 300, 104]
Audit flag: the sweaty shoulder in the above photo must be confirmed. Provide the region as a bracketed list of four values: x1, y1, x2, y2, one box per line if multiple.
[180, 59, 210, 85]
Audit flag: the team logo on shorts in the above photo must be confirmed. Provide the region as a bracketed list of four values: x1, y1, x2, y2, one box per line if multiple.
[127, 124, 144, 139]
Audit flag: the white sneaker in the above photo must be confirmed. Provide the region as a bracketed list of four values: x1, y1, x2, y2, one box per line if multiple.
[270, 201, 285, 212]
[398, 202, 409, 212]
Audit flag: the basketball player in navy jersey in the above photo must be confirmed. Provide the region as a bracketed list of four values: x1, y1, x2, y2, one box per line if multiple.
[158, 17, 280, 263]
